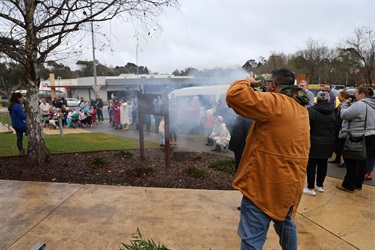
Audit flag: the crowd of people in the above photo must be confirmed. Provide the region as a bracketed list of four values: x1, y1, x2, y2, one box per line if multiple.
[224, 68, 375, 249]
[6, 67, 375, 249]
[37, 95, 104, 129]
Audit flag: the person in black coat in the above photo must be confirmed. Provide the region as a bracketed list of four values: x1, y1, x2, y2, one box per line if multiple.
[303, 91, 336, 196]
[229, 115, 253, 171]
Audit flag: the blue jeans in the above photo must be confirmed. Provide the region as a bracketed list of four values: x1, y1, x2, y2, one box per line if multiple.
[15, 129, 24, 151]
[159, 132, 165, 145]
[238, 196, 297, 250]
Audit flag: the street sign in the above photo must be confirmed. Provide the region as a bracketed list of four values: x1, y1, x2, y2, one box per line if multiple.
[92, 85, 101, 93]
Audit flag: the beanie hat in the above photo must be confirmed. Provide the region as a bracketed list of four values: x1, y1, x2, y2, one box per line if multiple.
[316, 91, 330, 102]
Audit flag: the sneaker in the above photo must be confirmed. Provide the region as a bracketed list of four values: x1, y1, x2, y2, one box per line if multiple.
[328, 159, 341, 164]
[364, 171, 373, 180]
[314, 185, 324, 192]
[303, 187, 316, 196]
[335, 184, 354, 193]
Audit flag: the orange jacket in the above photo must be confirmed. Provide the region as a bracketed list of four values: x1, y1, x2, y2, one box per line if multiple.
[226, 79, 310, 220]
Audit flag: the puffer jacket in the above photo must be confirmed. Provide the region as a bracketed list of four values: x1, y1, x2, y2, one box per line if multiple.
[9, 103, 27, 131]
[308, 102, 336, 158]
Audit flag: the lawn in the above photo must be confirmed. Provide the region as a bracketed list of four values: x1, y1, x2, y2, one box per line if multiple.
[0, 132, 159, 156]
[0, 111, 12, 128]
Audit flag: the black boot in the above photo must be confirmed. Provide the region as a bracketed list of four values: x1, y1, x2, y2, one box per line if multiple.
[338, 162, 346, 168]
[205, 138, 213, 146]
[211, 145, 221, 152]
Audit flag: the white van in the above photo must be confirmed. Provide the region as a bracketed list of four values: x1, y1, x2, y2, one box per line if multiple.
[168, 85, 234, 130]
[168, 84, 230, 102]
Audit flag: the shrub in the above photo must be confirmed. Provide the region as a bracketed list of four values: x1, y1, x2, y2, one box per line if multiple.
[115, 151, 134, 159]
[209, 158, 236, 173]
[119, 228, 169, 250]
[0, 100, 9, 108]
[126, 166, 155, 177]
[88, 157, 111, 169]
[186, 166, 208, 178]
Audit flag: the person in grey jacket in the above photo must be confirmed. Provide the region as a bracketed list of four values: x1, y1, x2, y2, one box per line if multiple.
[336, 86, 375, 192]
[299, 80, 315, 108]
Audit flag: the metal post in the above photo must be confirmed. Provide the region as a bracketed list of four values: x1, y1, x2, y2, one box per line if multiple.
[58, 117, 64, 137]
[90, 0, 98, 87]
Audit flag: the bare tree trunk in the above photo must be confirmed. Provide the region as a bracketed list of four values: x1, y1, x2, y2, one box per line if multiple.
[25, 83, 50, 164]
[24, 2, 50, 164]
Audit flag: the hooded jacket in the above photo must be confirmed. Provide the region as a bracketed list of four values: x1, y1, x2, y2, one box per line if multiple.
[340, 97, 375, 157]
[340, 98, 375, 138]
[210, 122, 231, 142]
[308, 101, 336, 158]
[226, 79, 310, 221]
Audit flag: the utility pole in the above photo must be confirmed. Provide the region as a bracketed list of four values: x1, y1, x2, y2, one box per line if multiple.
[136, 37, 139, 91]
[90, 0, 98, 89]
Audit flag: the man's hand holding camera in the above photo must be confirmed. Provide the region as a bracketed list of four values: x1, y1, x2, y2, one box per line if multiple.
[245, 72, 262, 87]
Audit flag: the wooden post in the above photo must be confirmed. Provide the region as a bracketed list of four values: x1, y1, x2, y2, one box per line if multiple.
[49, 73, 56, 99]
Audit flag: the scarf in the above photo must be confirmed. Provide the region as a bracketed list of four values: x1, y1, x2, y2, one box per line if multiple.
[278, 85, 310, 106]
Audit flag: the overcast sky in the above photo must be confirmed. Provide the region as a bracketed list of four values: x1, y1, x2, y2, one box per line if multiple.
[66, 0, 375, 75]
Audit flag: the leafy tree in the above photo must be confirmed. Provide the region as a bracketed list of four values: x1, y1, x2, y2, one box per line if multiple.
[36, 61, 76, 80]
[0, 61, 27, 99]
[0, 0, 178, 164]
[113, 62, 149, 75]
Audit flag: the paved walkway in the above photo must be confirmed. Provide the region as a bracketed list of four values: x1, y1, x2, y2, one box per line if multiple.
[1, 120, 375, 249]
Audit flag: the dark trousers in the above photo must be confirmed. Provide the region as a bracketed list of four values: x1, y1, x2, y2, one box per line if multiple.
[170, 127, 177, 140]
[97, 109, 103, 121]
[306, 158, 328, 189]
[16, 130, 24, 151]
[334, 138, 346, 162]
[234, 148, 245, 171]
[342, 158, 366, 191]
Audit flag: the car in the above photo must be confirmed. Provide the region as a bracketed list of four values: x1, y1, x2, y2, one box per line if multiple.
[65, 98, 81, 107]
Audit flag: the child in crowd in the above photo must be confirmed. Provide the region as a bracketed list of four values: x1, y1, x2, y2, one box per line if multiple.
[66, 108, 76, 128]
[91, 106, 97, 126]
[70, 112, 80, 128]
[209, 115, 231, 152]
[78, 109, 87, 127]
[49, 108, 63, 129]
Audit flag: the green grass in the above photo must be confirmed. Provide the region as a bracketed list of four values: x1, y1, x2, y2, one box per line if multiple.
[208, 158, 236, 173]
[0, 132, 159, 156]
[0, 112, 12, 127]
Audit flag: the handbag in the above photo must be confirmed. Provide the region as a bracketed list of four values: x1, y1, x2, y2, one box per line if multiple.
[342, 105, 367, 160]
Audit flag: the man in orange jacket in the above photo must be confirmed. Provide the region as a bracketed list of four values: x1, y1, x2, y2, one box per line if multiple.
[226, 68, 310, 249]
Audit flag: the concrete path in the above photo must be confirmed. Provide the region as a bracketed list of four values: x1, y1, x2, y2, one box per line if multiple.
[1, 177, 374, 250]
